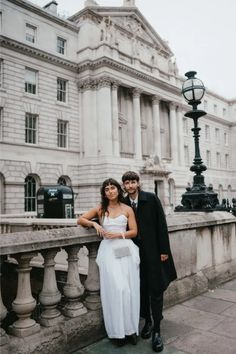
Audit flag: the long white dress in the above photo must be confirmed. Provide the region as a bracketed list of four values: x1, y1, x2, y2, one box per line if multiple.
[96, 214, 140, 339]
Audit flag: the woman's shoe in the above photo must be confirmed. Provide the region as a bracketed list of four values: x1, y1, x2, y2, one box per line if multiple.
[112, 338, 126, 347]
[126, 333, 138, 345]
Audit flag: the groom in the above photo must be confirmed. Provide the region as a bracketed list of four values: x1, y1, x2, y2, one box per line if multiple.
[122, 171, 177, 353]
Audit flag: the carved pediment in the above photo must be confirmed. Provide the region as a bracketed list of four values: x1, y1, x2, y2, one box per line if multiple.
[141, 155, 171, 177]
[112, 14, 171, 55]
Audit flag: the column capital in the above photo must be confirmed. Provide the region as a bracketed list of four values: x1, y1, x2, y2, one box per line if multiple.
[112, 80, 121, 90]
[169, 101, 178, 110]
[132, 87, 142, 98]
[97, 76, 112, 89]
[78, 78, 97, 92]
[152, 95, 162, 104]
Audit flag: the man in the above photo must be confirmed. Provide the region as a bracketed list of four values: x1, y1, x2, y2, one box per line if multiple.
[122, 171, 177, 353]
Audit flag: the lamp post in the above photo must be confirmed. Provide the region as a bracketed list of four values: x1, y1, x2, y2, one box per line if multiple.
[175, 71, 218, 211]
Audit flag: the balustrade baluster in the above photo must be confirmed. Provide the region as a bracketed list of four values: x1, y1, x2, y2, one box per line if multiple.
[0, 256, 8, 347]
[9, 252, 40, 337]
[84, 242, 101, 310]
[39, 249, 63, 327]
[63, 246, 87, 317]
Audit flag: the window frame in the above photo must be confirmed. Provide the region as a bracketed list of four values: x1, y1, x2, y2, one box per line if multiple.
[24, 175, 37, 212]
[25, 68, 37, 95]
[57, 36, 66, 55]
[25, 23, 37, 44]
[57, 119, 68, 148]
[57, 77, 67, 103]
[25, 113, 37, 145]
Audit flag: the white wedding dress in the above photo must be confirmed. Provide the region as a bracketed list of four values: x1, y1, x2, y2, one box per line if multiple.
[96, 214, 140, 338]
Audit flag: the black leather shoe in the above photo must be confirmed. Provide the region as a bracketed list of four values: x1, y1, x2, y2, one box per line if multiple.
[152, 332, 164, 352]
[112, 338, 126, 347]
[141, 321, 153, 339]
[126, 333, 138, 345]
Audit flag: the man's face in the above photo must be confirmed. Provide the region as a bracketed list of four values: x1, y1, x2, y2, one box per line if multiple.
[123, 179, 139, 197]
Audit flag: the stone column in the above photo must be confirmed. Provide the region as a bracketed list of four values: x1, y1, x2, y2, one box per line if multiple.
[152, 95, 162, 159]
[169, 102, 178, 165]
[9, 252, 40, 337]
[39, 249, 63, 327]
[80, 79, 98, 157]
[97, 76, 113, 156]
[132, 88, 142, 159]
[0, 257, 8, 347]
[111, 81, 120, 157]
[63, 246, 87, 317]
[177, 105, 185, 166]
[84, 242, 101, 310]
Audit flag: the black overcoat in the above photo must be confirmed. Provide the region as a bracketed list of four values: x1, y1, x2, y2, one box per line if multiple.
[125, 190, 177, 295]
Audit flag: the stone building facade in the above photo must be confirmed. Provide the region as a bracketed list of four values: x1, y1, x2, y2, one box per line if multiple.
[0, 0, 235, 214]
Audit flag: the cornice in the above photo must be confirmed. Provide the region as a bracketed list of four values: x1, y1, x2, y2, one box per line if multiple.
[0, 35, 78, 72]
[6, 0, 78, 32]
[78, 56, 180, 96]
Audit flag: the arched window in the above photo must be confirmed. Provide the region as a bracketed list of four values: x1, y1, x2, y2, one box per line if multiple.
[24, 175, 36, 211]
[57, 175, 71, 186]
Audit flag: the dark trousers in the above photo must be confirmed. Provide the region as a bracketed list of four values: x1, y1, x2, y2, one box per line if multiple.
[140, 247, 163, 332]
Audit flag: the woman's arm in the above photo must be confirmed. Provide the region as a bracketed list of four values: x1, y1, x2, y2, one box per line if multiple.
[77, 206, 105, 237]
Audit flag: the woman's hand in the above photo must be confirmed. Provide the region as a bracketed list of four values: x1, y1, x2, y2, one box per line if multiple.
[92, 222, 106, 237]
[104, 231, 120, 239]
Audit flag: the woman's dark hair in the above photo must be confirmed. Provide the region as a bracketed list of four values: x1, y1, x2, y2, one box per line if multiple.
[100, 178, 124, 216]
[122, 171, 140, 183]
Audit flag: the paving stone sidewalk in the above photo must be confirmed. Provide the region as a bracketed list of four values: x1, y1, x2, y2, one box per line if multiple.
[75, 278, 236, 354]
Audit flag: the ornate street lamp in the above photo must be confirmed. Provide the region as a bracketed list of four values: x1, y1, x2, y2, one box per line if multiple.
[175, 71, 219, 211]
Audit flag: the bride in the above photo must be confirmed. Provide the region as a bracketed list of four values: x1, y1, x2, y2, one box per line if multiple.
[78, 178, 140, 346]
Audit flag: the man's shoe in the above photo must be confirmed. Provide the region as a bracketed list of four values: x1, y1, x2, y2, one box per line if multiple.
[152, 332, 164, 352]
[126, 333, 138, 345]
[141, 321, 153, 339]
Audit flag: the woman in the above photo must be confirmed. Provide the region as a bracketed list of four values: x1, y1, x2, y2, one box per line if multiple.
[78, 178, 140, 346]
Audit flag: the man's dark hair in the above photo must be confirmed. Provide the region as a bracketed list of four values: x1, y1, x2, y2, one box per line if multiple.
[122, 171, 140, 183]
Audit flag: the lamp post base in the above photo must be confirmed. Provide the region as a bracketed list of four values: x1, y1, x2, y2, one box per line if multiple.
[175, 185, 219, 212]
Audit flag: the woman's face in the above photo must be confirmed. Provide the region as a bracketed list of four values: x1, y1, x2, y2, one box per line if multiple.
[104, 184, 119, 201]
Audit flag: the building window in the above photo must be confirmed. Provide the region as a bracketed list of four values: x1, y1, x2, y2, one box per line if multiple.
[57, 37, 66, 55]
[206, 150, 211, 167]
[57, 78, 67, 102]
[222, 108, 227, 117]
[225, 154, 229, 169]
[203, 100, 208, 110]
[26, 23, 37, 43]
[184, 145, 189, 166]
[216, 152, 221, 168]
[215, 128, 220, 143]
[224, 132, 228, 146]
[183, 117, 188, 135]
[0, 59, 3, 88]
[25, 68, 37, 94]
[205, 125, 210, 141]
[24, 175, 36, 212]
[57, 119, 68, 148]
[25, 113, 37, 144]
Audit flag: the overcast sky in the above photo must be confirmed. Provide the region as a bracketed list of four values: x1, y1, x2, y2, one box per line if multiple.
[30, 0, 236, 99]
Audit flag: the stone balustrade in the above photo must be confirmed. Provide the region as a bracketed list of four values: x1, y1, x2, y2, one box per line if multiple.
[0, 211, 235, 353]
[0, 226, 104, 354]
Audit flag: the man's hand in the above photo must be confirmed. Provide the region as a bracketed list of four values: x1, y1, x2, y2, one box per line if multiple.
[160, 254, 168, 262]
